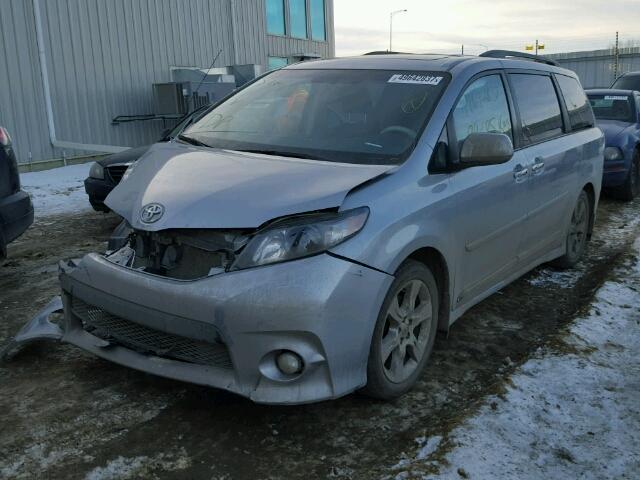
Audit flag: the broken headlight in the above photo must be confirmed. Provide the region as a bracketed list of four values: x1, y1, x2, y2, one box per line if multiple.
[231, 207, 369, 270]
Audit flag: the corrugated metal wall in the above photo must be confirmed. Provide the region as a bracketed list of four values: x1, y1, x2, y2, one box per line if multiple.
[0, 0, 335, 165]
[548, 47, 640, 89]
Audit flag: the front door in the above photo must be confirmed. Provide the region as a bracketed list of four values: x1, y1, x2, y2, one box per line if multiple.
[448, 73, 530, 309]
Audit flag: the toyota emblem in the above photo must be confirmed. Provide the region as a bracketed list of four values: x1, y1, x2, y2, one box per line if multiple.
[140, 203, 165, 223]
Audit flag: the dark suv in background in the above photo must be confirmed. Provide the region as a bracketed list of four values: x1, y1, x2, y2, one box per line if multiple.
[0, 127, 34, 259]
[85, 105, 211, 212]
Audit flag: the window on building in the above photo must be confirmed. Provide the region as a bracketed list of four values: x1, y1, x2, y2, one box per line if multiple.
[509, 74, 563, 145]
[310, 0, 326, 41]
[452, 75, 512, 148]
[556, 74, 595, 131]
[266, 0, 285, 36]
[268, 56, 288, 70]
[289, 0, 307, 38]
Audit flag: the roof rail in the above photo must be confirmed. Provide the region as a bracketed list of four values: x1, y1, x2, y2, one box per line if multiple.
[364, 51, 410, 55]
[479, 50, 559, 67]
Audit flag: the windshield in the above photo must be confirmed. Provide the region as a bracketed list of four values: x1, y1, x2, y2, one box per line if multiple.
[182, 69, 450, 165]
[611, 75, 640, 91]
[588, 94, 634, 121]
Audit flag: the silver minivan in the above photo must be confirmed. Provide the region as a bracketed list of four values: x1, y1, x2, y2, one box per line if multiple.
[4, 52, 603, 404]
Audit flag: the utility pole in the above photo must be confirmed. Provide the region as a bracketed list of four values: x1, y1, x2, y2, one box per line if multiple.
[389, 9, 407, 52]
[535, 39, 539, 55]
[614, 31, 620, 80]
[461, 44, 464, 55]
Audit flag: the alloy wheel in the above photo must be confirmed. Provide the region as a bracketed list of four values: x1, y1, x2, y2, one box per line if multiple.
[380, 279, 433, 383]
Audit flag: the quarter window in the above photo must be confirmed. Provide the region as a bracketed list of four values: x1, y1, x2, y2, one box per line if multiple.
[268, 56, 289, 71]
[289, 0, 308, 38]
[556, 75, 595, 131]
[266, 0, 286, 36]
[509, 74, 563, 145]
[452, 75, 512, 148]
[310, 0, 326, 41]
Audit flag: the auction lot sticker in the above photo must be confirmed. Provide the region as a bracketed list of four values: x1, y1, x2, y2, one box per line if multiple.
[388, 74, 443, 85]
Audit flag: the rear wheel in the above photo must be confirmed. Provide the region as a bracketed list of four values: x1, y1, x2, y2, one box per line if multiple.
[617, 152, 640, 201]
[551, 190, 591, 269]
[361, 260, 439, 400]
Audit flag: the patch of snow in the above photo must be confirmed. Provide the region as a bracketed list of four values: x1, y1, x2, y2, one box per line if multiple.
[21, 163, 93, 218]
[84, 449, 191, 480]
[527, 267, 583, 289]
[393, 239, 640, 479]
[416, 436, 442, 460]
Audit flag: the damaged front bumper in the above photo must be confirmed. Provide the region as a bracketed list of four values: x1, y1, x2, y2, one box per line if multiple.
[2, 253, 392, 404]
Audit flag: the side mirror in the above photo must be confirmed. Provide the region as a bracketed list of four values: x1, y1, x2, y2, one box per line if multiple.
[460, 132, 514, 167]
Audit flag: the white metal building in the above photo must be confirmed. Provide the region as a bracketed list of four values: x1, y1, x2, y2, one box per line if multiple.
[0, 0, 335, 167]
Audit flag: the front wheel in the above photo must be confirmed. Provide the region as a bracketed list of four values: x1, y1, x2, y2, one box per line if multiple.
[551, 190, 591, 269]
[361, 260, 439, 400]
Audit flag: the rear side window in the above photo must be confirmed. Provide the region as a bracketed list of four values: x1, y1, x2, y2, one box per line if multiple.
[509, 74, 563, 145]
[451, 74, 512, 147]
[556, 75, 595, 130]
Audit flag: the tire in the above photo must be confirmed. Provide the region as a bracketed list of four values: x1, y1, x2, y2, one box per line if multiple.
[0, 226, 6, 261]
[617, 151, 640, 201]
[551, 190, 591, 269]
[361, 260, 439, 400]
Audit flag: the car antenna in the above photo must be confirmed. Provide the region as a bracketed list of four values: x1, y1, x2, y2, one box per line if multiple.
[192, 48, 223, 111]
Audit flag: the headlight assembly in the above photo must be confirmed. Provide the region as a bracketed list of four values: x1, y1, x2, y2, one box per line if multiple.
[231, 207, 369, 270]
[604, 147, 623, 162]
[89, 162, 105, 180]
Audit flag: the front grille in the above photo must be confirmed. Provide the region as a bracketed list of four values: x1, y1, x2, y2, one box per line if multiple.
[71, 298, 233, 369]
[106, 165, 128, 184]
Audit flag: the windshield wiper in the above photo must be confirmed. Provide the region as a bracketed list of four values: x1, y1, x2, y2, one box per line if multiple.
[177, 134, 210, 148]
[235, 149, 328, 161]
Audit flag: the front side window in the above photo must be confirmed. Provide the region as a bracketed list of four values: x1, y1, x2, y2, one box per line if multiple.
[451, 74, 512, 148]
[183, 69, 451, 165]
[268, 56, 289, 71]
[509, 74, 563, 145]
[588, 94, 635, 121]
[289, 0, 308, 38]
[556, 75, 594, 130]
[266, 0, 285, 35]
[310, 0, 326, 41]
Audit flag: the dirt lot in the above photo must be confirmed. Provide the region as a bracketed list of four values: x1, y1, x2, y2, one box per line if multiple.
[1, 197, 639, 479]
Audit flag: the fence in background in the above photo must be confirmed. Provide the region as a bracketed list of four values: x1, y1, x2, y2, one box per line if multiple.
[547, 47, 640, 89]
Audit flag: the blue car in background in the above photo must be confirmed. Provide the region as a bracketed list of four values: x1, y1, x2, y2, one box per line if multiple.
[587, 89, 640, 200]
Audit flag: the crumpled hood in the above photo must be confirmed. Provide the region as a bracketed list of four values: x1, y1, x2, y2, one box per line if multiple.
[598, 120, 632, 145]
[105, 142, 393, 230]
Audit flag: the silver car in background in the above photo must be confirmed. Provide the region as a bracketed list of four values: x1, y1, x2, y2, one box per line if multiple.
[4, 52, 603, 404]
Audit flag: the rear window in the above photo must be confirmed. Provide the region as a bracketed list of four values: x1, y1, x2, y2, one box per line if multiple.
[611, 74, 640, 92]
[588, 94, 634, 121]
[556, 75, 595, 130]
[509, 74, 564, 145]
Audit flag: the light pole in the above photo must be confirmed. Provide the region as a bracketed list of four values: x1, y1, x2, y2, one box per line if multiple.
[389, 9, 407, 52]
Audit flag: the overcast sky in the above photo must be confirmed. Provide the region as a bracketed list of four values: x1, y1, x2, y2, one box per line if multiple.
[334, 0, 640, 57]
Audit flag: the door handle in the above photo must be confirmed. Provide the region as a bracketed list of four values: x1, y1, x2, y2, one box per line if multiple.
[513, 164, 529, 182]
[531, 157, 545, 175]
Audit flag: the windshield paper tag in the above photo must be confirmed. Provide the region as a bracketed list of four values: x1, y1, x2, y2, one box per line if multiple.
[388, 74, 443, 85]
[604, 95, 628, 101]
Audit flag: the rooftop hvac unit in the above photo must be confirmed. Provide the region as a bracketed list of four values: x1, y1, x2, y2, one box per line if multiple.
[152, 82, 189, 115]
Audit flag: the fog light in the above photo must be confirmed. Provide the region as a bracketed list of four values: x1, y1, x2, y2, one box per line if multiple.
[276, 351, 303, 375]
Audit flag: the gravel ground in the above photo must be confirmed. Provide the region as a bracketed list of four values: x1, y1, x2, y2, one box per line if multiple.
[0, 196, 639, 480]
